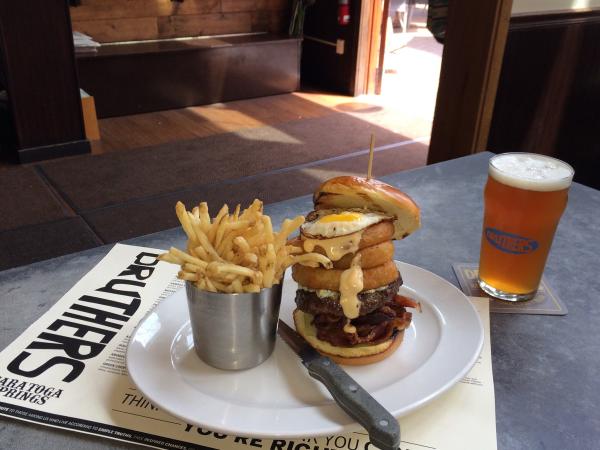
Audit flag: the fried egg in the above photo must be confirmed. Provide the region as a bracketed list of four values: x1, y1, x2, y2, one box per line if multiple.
[301, 211, 388, 238]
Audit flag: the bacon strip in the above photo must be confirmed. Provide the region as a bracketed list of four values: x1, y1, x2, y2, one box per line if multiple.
[312, 301, 413, 347]
[394, 294, 421, 312]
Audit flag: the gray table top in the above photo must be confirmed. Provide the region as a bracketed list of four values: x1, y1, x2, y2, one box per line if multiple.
[1, 152, 599, 450]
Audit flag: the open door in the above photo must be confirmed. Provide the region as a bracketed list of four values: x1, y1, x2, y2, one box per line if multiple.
[300, 0, 514, 163]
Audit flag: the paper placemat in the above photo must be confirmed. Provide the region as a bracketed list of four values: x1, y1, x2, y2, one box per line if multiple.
[0, 244, 496, 450]
[452, 263, 567, 315]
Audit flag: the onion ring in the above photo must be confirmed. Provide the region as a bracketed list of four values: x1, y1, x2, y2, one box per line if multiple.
[300, 220, 394, 248]
[332, 240, 394, 269]
[292, 260, 399, 291]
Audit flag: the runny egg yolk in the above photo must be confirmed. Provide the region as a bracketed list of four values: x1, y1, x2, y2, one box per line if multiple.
[301, 211, 387, 238]
[318, 212, 363, 223]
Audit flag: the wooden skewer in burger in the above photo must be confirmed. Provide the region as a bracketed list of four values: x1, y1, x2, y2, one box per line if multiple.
[290, 139, 421, 365]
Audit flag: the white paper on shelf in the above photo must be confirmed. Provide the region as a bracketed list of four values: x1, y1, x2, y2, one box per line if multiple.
[73, 30, 100, 50]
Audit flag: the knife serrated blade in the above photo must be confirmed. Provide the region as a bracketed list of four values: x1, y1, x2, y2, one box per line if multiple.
[277, 319, 400, 450]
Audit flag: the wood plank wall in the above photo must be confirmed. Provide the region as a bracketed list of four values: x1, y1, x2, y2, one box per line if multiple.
[69, 0, 290, 43]
[488, 10, 600, 190]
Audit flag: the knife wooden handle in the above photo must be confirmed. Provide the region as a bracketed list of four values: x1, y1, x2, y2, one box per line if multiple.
[304, 354, 400, 450]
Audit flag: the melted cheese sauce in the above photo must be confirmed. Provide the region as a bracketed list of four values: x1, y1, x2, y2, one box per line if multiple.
[343, 320, 357, 334]
[299, 227, 367, 336]
[339, 254, 363, 322]
[302, 231, 363, 261]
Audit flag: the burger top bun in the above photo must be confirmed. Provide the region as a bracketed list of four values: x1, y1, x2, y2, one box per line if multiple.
[313, 176, 420, 240]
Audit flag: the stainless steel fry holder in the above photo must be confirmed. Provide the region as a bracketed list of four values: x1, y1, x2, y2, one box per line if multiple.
[185, 281, 283, 370]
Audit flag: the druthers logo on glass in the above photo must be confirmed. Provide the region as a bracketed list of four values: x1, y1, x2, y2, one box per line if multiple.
[485, 228, 539, 254]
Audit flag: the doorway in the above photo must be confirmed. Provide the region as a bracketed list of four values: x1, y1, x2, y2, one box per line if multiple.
[380, 1, 443, 141]
[299, 0, 512, 162]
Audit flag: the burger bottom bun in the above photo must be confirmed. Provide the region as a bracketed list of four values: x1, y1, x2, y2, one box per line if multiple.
[293, 309, 404, 366]
[292, 260, 399, 291]
[332, 240, 394, 270]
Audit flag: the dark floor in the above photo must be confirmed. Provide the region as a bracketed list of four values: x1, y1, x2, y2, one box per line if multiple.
[0, 109, 428, 271]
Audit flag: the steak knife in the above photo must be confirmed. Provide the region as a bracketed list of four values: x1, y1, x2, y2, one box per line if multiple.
[277, 320, 400, 450]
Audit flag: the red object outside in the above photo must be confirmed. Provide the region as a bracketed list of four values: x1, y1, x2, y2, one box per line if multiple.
[338, 0, 350, 26]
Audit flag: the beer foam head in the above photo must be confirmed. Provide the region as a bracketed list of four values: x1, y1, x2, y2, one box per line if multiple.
[489, 153, 574, 192]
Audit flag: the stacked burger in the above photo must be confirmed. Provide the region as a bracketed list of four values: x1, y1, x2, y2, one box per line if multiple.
[291, 176, 421, 365]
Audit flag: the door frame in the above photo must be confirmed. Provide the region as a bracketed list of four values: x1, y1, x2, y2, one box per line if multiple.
[354, 0, 382, 94]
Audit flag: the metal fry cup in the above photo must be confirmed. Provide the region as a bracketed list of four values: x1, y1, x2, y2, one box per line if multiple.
[185, 282, 283, 370]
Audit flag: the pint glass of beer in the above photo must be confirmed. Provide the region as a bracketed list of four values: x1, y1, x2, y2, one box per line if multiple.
[478, 153, 574, 301]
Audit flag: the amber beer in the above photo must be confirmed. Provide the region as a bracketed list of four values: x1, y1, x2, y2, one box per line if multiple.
[478, 153, 574, 301]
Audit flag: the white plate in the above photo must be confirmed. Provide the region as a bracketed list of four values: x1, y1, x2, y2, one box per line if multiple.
[127, 261, 483, 438]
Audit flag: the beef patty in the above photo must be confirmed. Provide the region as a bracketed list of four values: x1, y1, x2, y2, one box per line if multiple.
[295, 277, 402, 318]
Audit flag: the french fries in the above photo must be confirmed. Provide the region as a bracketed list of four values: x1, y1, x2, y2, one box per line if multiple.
[158, 199, 330, 293]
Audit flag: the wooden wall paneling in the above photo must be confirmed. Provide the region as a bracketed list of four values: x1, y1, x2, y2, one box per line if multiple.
[72, 17, 160, 43]
[157, 13, 253, 39]
[250, 0, 290, 34]
[70, 0, 163, 20]
[167, 0, 222, 15]
[222, 0, 259, 13]
[266, 10, 289, 34]
[251, 11, 271, 31]
[488, 11, 600, 189]
[255, 0, 289, 12]
[488, 17, 580, 155]
[70, 0, 220, 20]
[555, 18, 600, 189]
[70, 0, 290, 43]
[0, 0, 89, 162]
[427, 0, 513, 165]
